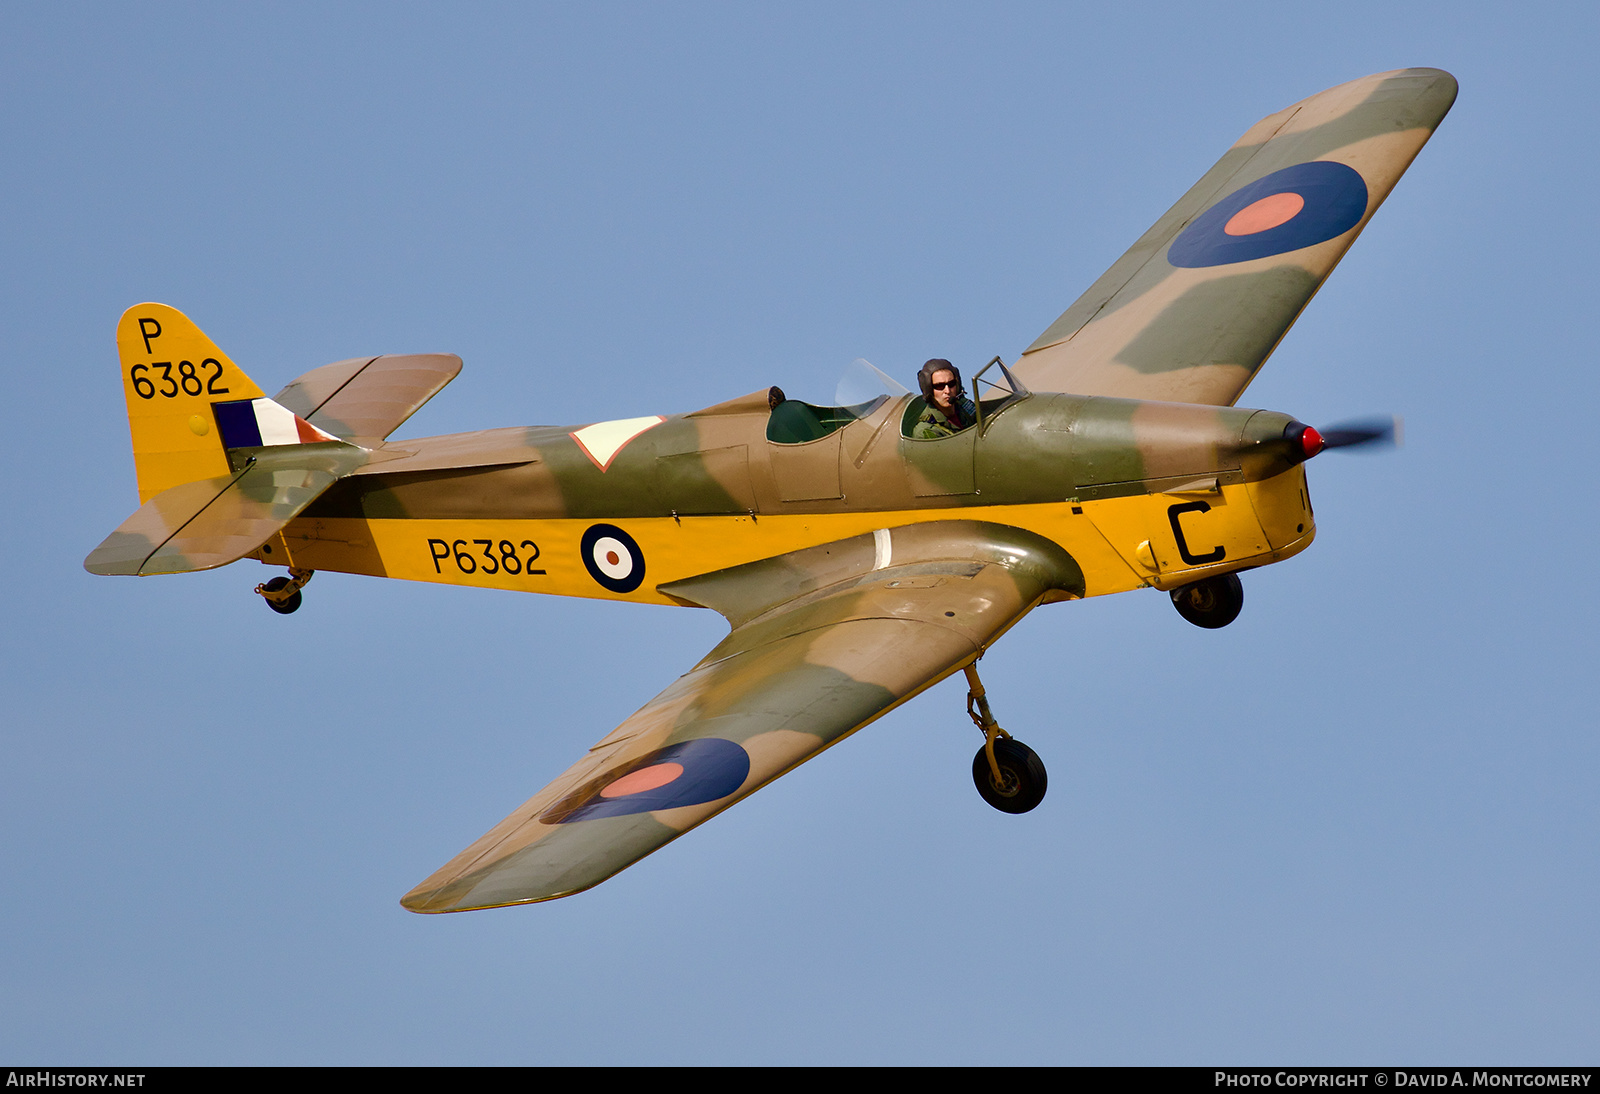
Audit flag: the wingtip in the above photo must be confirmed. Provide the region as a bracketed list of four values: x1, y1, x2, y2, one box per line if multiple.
[83, 532, 155, 577]
[399, 882, 591, 914]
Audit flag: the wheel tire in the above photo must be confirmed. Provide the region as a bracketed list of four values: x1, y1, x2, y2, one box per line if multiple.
[1170, 572, 1243, 629]
[972, 738, 1048, 814]
[263, 576, 302, 615]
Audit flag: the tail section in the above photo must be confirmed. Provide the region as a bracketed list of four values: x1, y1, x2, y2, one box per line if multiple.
[93, 304, 366, 577]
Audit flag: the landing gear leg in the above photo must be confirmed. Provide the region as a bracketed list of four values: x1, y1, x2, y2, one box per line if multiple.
[965, 662, 1047, 813]
[256, 568, 313, 615]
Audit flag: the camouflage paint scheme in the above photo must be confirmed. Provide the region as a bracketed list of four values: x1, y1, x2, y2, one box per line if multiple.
[1015, 67, 1459, 405]
[85, 69, 1456, 911]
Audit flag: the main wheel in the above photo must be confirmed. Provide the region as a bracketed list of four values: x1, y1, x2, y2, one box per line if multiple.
[1170, 572, 1243, 629]
[972, 738, 1048, 814]
[262, 576, 302, 615]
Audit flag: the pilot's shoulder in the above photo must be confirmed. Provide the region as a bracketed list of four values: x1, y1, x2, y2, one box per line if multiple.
[913, 409, 952, 439]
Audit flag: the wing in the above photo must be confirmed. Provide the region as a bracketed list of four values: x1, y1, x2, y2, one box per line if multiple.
[1011, 67, 1457, 406]
[400, 521, 1084, 912]
[273, 353, 462, 445]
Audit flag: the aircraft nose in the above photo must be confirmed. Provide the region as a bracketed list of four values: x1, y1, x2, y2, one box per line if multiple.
[1286, 421, 1325, 461]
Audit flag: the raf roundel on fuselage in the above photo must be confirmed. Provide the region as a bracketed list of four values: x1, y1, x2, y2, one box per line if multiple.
[1167, 161, 1369, 269]
[581, 522, 646, 594]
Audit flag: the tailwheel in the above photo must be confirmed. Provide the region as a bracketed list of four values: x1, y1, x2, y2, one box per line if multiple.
[1171, 572, 1243, 629]
[963, 661, 1048, 814]
[972, 738, 1048, 814]
[256, 568, 313, 615]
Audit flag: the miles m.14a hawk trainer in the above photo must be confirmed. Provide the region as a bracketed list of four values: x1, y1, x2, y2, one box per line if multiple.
[87, 69, 1457, 912]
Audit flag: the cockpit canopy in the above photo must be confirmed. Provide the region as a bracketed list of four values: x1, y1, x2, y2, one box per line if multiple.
[766, 395, 889, 444]
[764, 356, 1029, 445]
[899, 356, 1031, 439]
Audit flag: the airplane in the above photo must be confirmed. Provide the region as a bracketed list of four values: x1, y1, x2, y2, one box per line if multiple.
[86, 68, 1457, 913]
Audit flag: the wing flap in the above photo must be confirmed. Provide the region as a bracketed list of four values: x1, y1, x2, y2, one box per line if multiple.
[401, 521, 1083, 912]
[1012, 67, 1457, 406]
[273, 353, 462, 443]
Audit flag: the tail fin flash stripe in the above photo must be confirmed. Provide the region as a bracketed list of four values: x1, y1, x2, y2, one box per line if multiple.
[296, 415, 337, 444]
[214, 398, 341, 450]
[213, 400, 263, 448]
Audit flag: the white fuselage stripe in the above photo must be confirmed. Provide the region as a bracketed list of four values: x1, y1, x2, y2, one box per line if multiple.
[872, 527, 892, 570]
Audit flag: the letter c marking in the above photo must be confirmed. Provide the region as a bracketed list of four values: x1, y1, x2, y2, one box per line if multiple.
[1168, 501, 1226, 565]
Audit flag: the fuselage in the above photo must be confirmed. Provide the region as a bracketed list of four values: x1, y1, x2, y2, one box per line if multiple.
[264, 388, 1317, 606]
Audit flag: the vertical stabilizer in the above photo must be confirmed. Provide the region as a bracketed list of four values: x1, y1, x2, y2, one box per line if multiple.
[117, 303, 267, 502]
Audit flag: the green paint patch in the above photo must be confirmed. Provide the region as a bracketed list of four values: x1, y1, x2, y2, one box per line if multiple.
[1116, 267, 1318, 375]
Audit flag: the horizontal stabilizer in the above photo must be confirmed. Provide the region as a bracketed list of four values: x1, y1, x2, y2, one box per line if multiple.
[274, 354, 462, 444]
[85, 443, 367, 576]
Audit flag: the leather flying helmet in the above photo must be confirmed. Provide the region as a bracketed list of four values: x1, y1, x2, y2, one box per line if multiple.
[917, 359, 962, 403]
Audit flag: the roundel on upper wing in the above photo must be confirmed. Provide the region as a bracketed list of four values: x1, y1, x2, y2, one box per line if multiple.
[1167, 161, 1369, 269]
[544, 738, 752, 823]
[580, 523, 645, 593]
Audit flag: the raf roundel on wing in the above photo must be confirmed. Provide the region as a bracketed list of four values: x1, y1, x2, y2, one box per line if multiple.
[545, 738, 753, 823]
[1167, 161, 1369, 269]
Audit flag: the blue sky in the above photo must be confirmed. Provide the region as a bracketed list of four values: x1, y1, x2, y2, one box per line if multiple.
[4, 2, 1597, 1064]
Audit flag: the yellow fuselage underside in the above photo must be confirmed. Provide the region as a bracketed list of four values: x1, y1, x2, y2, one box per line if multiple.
[268, 466, 1315, 606]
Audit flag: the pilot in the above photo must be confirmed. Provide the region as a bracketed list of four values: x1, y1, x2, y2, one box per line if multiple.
[912, 359, 977, 439]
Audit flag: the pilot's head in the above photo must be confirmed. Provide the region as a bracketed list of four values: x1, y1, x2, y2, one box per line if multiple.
[918, 359, 962, 412]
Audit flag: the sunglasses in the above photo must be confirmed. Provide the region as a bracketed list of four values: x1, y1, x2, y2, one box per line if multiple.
[931, 380, 958, 390]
